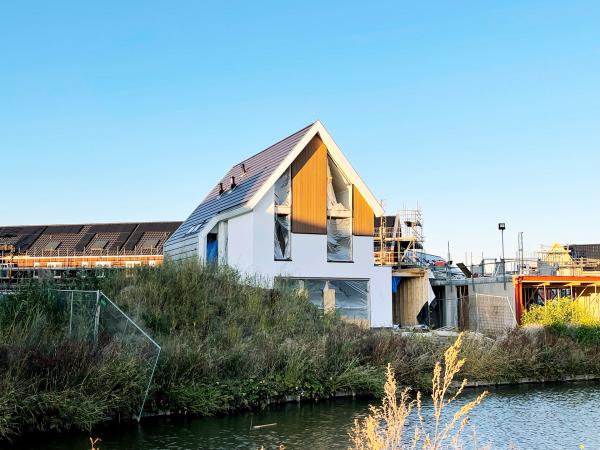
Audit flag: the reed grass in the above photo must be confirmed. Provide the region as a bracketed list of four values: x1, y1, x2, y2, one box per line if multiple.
[1, 262, 600, 440]
[349, 334, 488, 450]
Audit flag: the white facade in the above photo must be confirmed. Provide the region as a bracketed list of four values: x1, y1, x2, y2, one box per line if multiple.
[165, 121, 393, 328]
[202, 185, 392, 327]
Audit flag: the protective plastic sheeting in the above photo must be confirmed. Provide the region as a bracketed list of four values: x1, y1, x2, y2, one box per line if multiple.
[327, 218, 352, 261]
[327, 158, 350, 214]
[274, 168, 291, 207]
[328, 279, 369, 321]
[274, 214, 291, 260]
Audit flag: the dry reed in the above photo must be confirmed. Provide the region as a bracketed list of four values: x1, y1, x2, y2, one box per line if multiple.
[349, 333, 488, 450]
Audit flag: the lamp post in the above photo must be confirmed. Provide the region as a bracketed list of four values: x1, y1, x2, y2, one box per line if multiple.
[498, 223, 506, 289]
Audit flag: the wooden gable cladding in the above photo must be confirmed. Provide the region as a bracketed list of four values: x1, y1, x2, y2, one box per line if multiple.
[291, 135, 327, 234]
[353, 185, 374, 236]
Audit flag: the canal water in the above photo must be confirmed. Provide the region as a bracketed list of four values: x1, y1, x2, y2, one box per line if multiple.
[14, 382, 600, 450]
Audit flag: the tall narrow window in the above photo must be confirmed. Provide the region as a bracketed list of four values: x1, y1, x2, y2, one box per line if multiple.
[274, 168, 291, 260]
[206, 233, 218, 263]
[327, 157, 352, 261]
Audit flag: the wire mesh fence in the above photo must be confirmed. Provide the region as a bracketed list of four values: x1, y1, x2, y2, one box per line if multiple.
[51, 289, 160, 420]
[459, 293, 517, 334]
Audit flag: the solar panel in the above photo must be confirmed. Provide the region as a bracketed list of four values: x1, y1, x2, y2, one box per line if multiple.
[90, 239, 108, 250]
[44, 241, 61, 251]
[141, 238, 160, 250]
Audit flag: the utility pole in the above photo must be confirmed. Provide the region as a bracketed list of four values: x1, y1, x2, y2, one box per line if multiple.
[498, 223, 506, 289]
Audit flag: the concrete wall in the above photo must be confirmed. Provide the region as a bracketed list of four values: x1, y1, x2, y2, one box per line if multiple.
[438, 278, 516, 329]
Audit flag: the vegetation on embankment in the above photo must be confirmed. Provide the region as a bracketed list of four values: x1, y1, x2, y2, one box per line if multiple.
[2, 262, 600, 440]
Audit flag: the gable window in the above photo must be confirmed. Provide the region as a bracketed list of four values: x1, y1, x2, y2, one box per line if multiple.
[327, 157, 352, 261]
[274, 168, 291, 260]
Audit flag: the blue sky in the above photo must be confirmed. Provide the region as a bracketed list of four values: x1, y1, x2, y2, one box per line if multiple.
[2, 1, 599, 261]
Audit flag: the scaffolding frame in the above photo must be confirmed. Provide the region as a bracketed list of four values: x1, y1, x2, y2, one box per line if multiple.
[374, 208, 424, 268]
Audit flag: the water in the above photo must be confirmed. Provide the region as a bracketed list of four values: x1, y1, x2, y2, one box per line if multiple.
[13, 382, 600, 450]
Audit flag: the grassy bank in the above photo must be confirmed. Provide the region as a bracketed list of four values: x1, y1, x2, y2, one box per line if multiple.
[1, 262, 600, 440]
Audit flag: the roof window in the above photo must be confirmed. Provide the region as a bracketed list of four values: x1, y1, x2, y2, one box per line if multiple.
[90, 239, 108, 250]
[44, 241, 61, 251]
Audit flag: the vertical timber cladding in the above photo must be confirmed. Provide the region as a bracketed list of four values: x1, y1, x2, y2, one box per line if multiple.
[352, 186, 374, 236]
[291, 135, 327, 234]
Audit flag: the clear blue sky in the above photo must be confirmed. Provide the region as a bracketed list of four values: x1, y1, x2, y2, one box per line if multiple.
[2, 1, 599, 262]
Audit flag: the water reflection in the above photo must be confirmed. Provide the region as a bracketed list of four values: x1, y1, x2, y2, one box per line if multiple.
[15, 382, 600, 450]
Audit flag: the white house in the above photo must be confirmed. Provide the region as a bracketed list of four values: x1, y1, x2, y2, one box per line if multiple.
[164, 121, 392, 327]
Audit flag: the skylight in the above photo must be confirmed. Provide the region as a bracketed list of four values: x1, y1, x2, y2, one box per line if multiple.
[44, 241, 61, 251]
[90, 239, 108, 250]
[141, 238, 160, 250]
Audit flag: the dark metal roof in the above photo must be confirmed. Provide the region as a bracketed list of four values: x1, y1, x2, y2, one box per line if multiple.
[569, 244, 600, 260]
[0, 222, 181, 256]
[165, 122, 315, 258]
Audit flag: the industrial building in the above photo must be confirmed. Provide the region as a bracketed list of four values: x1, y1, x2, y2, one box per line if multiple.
[164, 121, 392, 327]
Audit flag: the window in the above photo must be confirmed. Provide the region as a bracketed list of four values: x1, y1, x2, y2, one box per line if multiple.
[326, 157, 352, 261]
[125, 261, 141, 268]
[274, 168, 292, 260]
[44, 241, 61, 251]
[148, 260, 157, 267]
[327, 218, 352, 262]
[95, 261, 112, 268]
[90, 239, 108, 251]
[206, 233, 218, 263]
[47, 262, 63, 268]
[275, 214, 291, 260]
[140, 238, 160, 250]
[277, 278, 369, 325]
[186, 222, 204, 235]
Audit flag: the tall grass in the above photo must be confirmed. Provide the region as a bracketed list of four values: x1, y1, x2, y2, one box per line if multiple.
[350, 334, 487, 450]
[2, 262, 600, 440]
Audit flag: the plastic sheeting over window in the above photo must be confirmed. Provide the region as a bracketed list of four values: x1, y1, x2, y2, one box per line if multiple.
[328, 280, 369, 321]
[274, 168, 291, 260]
[327, 157, 351, 215]
[274, 214, 291, 260]
[327, 218, 352, 261]
[274, 168, 291, 207]
[276, 277, 369, 323]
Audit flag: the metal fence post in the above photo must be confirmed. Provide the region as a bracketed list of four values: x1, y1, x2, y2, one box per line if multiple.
[69, 291, 74, 337]
[93, 290, 100, 342]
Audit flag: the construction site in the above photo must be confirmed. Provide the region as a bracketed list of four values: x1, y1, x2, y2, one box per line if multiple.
[0, 222, 181, 283]
[2, 205, 600, 336]
[373, 210, 600, 334]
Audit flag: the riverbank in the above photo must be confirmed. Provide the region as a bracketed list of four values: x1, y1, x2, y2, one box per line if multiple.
[12, 381, 600, 450]
[2, 262, 600, 440]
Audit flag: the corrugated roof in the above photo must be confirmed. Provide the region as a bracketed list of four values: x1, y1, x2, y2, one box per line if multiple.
[166, 122, 315, 251]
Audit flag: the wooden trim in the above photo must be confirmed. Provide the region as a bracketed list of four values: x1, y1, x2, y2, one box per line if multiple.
[291, 135, 328, 234]
[352, 186, 374, 236]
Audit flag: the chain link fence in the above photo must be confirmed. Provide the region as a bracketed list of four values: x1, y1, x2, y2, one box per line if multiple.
[51, 289, 160, 420]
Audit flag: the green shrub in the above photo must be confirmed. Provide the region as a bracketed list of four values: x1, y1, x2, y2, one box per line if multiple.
[522, 297, 600, 327]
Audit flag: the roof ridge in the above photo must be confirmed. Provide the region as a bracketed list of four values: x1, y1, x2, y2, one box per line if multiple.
[235, 121, 316, 166]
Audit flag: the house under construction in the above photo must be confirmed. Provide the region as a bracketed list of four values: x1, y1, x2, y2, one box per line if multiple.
[373, 209, 436, 327]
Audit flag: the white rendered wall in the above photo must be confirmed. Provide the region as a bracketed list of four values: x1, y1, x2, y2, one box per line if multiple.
[247, 185, 392, 327]
[226, 212, 254, 273]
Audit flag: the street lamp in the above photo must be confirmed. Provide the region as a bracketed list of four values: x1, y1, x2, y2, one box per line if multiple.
[498, 223, 506, 289]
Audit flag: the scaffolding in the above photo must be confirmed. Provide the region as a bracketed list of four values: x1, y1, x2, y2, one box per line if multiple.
[374, 208, 424, 268]
[538, 243, 600, 276]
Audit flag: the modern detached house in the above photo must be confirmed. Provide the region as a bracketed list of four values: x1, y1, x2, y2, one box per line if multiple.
[164, 121, 392, 327]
